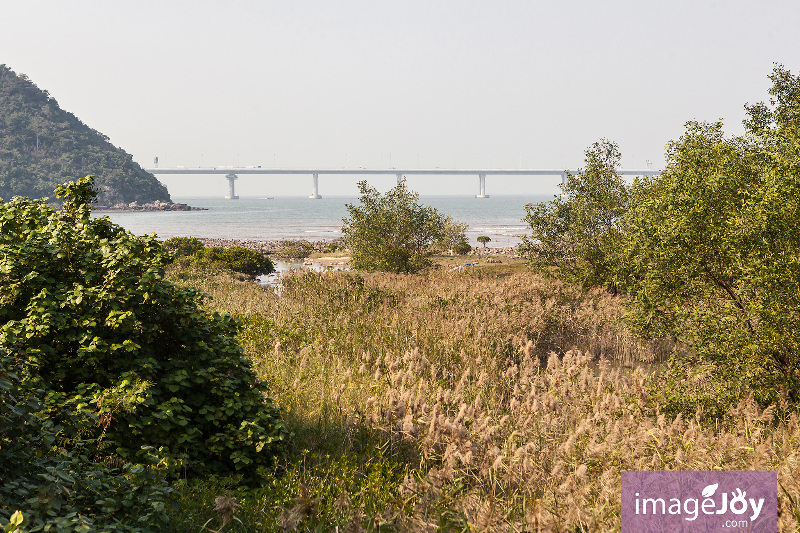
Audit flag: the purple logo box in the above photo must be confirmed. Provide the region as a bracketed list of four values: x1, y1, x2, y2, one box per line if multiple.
[622, 470, 777, 532]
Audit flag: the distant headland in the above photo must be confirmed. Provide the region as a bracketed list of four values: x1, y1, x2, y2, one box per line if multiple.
[0, 64, 171, 205]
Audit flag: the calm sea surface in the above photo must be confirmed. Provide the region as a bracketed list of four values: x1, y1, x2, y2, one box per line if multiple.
[98, 194, 552, 247]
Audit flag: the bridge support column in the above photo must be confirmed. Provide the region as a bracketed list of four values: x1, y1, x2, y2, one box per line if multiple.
[396, 173, 403, 186]
[225, 173, 239, 199]
[561, 172, 568, 197]
[309, 173, 322, 199]
[475, 173, 489, 198]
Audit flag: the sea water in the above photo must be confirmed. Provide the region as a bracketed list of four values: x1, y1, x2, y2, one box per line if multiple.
[98, 194, 552, 247]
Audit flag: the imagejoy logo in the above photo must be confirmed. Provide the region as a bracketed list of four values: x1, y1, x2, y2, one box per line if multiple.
[621, 470, 777, 532]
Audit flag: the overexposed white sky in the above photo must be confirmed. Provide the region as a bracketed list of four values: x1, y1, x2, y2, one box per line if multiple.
[2, 0, 798, 197]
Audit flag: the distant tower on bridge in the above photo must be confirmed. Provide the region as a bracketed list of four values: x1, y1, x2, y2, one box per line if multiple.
[225, 173, 239, 199]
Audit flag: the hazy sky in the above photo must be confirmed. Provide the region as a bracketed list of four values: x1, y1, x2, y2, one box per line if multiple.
[2, 1, 798, 197]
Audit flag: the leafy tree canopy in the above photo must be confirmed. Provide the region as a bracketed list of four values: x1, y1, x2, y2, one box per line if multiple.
[342, 180, 467, 273]
[521, 139, 629, 290]
[0, 176, 288, 477]
[0, 65, 170, 204]
[619, 64, 800, 411]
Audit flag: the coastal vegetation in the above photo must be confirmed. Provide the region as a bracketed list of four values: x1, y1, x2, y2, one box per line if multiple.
[2, 65, 799, 531]
[0, 65, 169, 204]
[0, 178, 287, 531]
[163, 236, 206, 257]
[2, 182, 799, 530]
[521, 139, 627, 292]
[523, 64, 800, 418]
[342, 179, 468, 273]
[158, 262, 798, 531]
[199, 246, 275, 277]
[165, 237, 274, 277]
[617, 68, 800, 415]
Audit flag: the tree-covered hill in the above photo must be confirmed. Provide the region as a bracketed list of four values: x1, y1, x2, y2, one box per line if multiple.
[0, 64, 170, 204]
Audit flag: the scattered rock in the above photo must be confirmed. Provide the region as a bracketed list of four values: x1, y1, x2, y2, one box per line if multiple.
[94, 200, 205, 212]
[193, 239, 343, 256]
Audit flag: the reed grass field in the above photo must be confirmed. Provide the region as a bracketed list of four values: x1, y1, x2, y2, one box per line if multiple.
[164, 262, 800, 532]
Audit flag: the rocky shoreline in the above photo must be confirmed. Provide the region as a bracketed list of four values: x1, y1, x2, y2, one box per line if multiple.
[94, 200, 206, 212]
[196, 238, 334, 255]
[194, 238, 520, 257]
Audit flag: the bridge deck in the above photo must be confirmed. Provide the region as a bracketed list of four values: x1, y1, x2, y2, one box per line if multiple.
[144, 167, 659, 176]
[143, 167, 660, 198]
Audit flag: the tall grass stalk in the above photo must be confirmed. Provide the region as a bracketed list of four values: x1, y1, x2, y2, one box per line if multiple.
[166, 264, 800, 532]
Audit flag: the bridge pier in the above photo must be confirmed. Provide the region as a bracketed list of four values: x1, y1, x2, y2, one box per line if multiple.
[396, 173, 403, 186]
[475, 173, 489, 198]
[309, 173, 322, 199]
[225, 173, 239, 199]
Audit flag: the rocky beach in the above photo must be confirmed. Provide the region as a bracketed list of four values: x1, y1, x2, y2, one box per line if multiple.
[194, 237, 520, 258]
[94, 200, 206, 212]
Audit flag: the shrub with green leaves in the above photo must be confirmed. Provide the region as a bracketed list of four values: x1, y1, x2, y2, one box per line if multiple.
[0, 176, 288, 477]
[163, 236, 204, 258]
[452, 240, 472, 255]
[342, 180, 467, 273]
[1, 348, 173, 532]
[201, 246, 274, 276]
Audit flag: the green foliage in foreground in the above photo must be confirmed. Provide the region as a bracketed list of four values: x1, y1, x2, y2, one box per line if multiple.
[342, 179, 468, 273]
[201, 246, 275, 277]
[166, 451, 408, 532]
[1, 348, 173, 532]
[0, 177, 288, 482]
[619, 66, 800, 411]
[521, 139, 629, 290]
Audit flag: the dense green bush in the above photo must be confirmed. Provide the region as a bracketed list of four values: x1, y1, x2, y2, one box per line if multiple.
[342, 180, 467, 273]
[201, 246, 274, 276]
[0, 176, 288, 478]
[163, 236, 204, 258]
[0, 348, 173, 532]
[452, 239, 472, 255]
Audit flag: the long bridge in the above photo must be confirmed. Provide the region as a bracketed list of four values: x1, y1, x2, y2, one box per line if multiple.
[144, 167, 660, 199]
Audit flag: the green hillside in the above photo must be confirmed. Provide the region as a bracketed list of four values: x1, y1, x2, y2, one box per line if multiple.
[0, 64, 170, 204]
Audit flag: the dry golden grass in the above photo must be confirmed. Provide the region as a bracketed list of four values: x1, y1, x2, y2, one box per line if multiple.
[167, 264, 800, 532]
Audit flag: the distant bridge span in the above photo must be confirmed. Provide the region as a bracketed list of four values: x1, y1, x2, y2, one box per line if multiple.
[143, 167, 660, 199]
